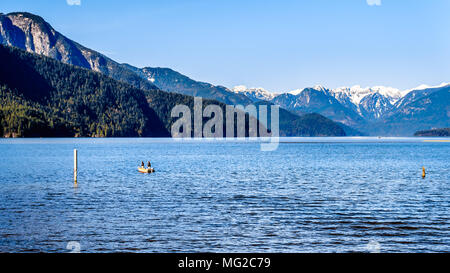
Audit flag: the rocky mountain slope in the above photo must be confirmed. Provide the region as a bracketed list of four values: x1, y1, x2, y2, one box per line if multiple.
[0, 12, 158, 92]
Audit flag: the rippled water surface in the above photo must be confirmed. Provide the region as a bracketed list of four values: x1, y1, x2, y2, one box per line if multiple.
[0, 138, 449, 252]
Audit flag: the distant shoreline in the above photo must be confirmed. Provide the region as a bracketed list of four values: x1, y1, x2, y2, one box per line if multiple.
[414, 128, 450, 137]
[2, 134, 450, 139]
[1, 136, 449, 143]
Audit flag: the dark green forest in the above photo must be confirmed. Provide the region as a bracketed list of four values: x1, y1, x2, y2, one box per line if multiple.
[0, 45, 170, 137]
[0, 45, 262, 137]
[0, 85, 73, 137]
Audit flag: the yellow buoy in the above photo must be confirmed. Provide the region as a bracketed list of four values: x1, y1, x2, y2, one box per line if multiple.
[422, 167, 426, 179]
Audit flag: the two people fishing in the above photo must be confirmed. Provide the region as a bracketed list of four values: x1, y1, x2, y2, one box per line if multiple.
[141, 161, 151, 168]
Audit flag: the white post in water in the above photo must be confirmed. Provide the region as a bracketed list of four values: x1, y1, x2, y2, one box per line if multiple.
[74, 149, 78, 184]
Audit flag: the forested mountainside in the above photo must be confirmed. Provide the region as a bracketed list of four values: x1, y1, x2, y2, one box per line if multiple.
[0, 44, 169, 137]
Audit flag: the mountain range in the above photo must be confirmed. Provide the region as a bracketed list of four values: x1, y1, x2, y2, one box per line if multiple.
[1, 12, 448, 137]
[0, 12, 349, 137]
[233, 83, 450, 136]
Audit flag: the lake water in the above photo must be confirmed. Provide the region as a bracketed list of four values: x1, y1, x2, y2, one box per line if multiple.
[0, 137, 449, 253]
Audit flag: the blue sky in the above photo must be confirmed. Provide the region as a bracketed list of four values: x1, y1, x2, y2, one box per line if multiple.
[2, 0, 449, 92]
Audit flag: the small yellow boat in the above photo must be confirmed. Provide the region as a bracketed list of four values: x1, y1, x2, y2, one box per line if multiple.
[138, 167, 155, 173]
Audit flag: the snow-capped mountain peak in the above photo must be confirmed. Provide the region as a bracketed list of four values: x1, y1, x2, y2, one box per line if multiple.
[403, 82, 450, 94]
[287, 85, 327, 96]
[232, 85, 248, 93]
[331, 85, 402, 105]
[288, 88, 305, 96]
[312, 85, 327, 92]
[233, 82, 448, 122]
[232, 85, 275, 102]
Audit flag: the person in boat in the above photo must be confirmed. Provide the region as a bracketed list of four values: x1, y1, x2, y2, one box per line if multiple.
[147, 161, 151, 168]
[141, 161, 145, 168]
